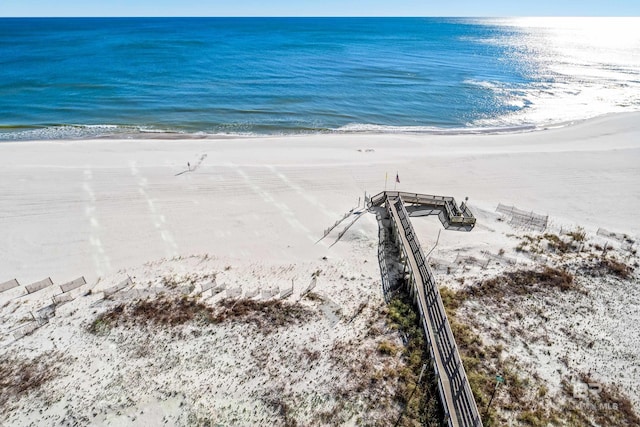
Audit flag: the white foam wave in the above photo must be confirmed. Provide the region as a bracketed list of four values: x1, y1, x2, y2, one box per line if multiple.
[0, 124, 183, 141]
[335, 123, 537, 135]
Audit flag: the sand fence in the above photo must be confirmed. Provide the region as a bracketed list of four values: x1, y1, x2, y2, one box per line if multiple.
[0, 278, 20, 293]
[60, 277, 86, 293]
[3, 276, 88, 344]
[496, 203, 548, 231]
[597, 227, 637, 252]
[103, 277, 133, 298]
[25, 277, 54, 294]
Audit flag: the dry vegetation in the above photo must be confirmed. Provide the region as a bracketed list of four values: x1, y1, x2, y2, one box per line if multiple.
[0, 352, 63, 411]
[556, 376, 640, 427]
[440, 254, 640, 427]
[513, 231, 636, 281]
[583, 256, 635, 279]
[441, 215, 640, 426]
[252, 287, 444, 426]
[89, 296, 316, 335]
[462, 266, 576, 301]
[515, 232, 584, 255]
[442, 282, 640, 427]
[213, 298, 316, 330]
[83, 291, 443, 425]
[321, 291, 443, 426]
[383, 293, 443, 425]
[440, 286, 505, 426]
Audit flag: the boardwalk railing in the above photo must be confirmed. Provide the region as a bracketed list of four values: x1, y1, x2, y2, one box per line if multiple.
[386, 193, 482, 427]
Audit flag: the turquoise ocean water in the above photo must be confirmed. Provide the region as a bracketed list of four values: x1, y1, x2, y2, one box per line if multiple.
[1, 17, 639, 140]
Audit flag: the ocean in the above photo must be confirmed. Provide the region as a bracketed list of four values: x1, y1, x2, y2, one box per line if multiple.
[1, 17, 639, 140]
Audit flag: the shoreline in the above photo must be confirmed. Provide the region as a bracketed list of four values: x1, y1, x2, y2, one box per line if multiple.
[2, 111, 640, 143]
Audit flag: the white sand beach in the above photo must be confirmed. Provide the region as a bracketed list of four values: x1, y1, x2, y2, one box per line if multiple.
[1, 112, 638, 285]
[1, 112, 639, 426]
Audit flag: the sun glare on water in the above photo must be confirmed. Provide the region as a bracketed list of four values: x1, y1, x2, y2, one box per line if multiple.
[472, 17, 640, 127]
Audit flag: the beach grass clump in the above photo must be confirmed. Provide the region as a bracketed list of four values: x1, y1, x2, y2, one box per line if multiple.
[376, 340, 400, 356]
[439, 286, 463, 317]
[385, 293, 443, 426]
[0, 352, 62, 408]
[544, 233, 574, 254]
[598, 257, 633, 279]
[89, 296, 214, 334]
[213, 298, 315, 330]
[515, 234, 544, 254]
[517, 408, 553, 427]
[464, 267, 575, 301]
[581, 254, 635, 279]
[515, 233, 585, 255]
[594, 385, 640, 426]
[303, 291, 324, 302]
[440, 287, 502, 426]
[565, 227, 587, 242]
[264, 397, 298, 427]
[88, 296, 315, 335]
[88, 316, 113, 336]
[161, 275, 180, 289]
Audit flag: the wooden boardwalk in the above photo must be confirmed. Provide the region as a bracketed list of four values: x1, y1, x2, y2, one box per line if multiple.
[372, 191, 482, 427]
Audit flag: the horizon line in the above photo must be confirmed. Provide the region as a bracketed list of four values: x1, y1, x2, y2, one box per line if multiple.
[1, 15, 636, 19]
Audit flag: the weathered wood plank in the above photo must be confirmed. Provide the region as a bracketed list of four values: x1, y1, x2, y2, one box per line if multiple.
[103, 277, 133, 297]
[25, 277, 53, 294]
[60, 276, 86, 293]
[0, 278, 20, 293]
